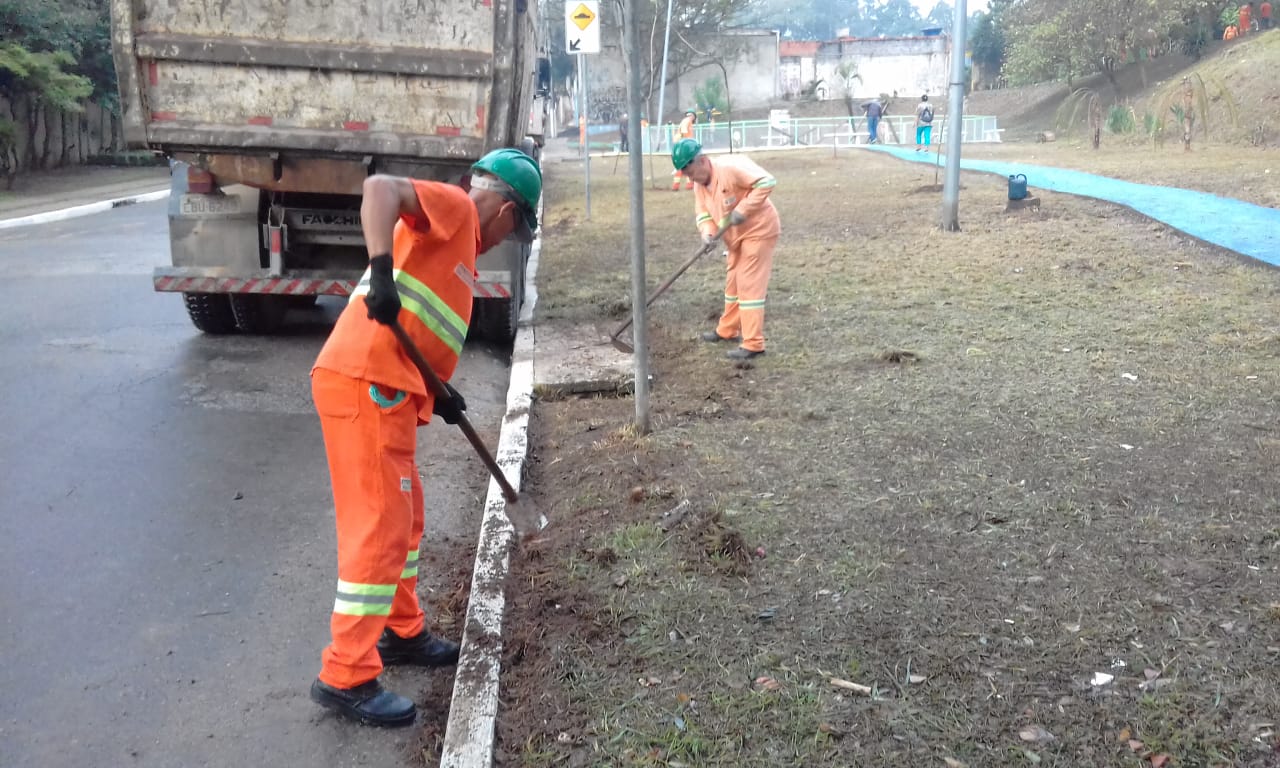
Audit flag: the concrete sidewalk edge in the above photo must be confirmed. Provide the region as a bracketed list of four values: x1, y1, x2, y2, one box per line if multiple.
[440, 234, 544, 767]
[0, 189, 170, 231]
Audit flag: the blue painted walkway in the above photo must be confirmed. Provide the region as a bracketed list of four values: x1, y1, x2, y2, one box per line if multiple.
[870, 145, 1280, 267]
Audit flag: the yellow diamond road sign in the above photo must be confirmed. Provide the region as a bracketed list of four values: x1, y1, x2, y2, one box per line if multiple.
[565, 0, 600, 54]
[571, 3, 595, 30]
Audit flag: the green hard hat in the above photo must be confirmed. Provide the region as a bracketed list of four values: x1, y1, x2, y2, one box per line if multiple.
[671, 138, 702, 170]
[471, 148, 542, 242]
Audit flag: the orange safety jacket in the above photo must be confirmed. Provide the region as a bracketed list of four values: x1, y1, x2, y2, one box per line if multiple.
[313, 181, 480, 421]
[693, 155, 781, 248]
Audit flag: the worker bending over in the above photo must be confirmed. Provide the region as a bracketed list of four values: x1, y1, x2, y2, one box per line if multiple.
[671, 138, 780, 361]
[309, 148, 541, 727]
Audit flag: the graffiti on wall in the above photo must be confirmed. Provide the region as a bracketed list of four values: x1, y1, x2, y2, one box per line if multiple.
[588, 85, 626, 123]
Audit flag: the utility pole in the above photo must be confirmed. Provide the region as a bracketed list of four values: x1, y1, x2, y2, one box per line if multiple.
[624, 0, 650, 432]
[655, 0, 675, 150]
[939, 0, 968, 231]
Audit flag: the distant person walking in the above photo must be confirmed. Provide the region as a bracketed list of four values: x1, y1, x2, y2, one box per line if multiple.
[671, 109, 697, 191]
[1239, 1, 1253, 33]
[618, 112, 629, 153]
[1261, 0, 1272, 28]
[914, 95, 935, 152]
[861, 98, 884, 144]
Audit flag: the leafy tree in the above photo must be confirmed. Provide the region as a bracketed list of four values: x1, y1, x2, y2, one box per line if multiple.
[969, 0, 1010, 76]
[0, 42, 93, 167]
[925, 1, 954, 30]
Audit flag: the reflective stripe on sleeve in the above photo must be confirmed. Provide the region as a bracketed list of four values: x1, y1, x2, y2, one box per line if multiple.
[751, 177, 777, 189]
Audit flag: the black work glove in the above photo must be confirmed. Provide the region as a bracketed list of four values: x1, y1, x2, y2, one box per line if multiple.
[433, 383, 467, 425]
[365, 254, 401, 325]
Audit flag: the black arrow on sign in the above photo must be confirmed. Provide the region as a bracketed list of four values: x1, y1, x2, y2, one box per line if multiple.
[573, 11, 592, 20]
[569, 38, 581, 51]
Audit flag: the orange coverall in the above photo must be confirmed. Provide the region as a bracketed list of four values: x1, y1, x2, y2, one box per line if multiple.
[1239, 4, 1252, 32]
[693, 155, 780, 352]
[672, 115, 697, 190]
[311, 181, 478, 690]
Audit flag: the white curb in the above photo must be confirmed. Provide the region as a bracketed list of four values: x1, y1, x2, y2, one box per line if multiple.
[0, 189, 170, 231]
[440, 233, 544, 768]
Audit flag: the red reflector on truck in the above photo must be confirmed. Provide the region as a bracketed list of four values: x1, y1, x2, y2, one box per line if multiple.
[151, 111, 178, 121]
[247, 115, 273, 126]
[343, 121, 369, 131]
[436, 126, 462, 137]
[187, 167, 215, 194]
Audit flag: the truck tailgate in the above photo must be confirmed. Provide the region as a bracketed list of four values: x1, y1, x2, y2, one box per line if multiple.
[112, 0, 522, 160]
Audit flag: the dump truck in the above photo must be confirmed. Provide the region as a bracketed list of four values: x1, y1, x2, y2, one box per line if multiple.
[110, 0, 549, 341]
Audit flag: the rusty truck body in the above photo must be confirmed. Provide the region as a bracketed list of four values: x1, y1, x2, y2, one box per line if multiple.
[111, 0, 548, 340]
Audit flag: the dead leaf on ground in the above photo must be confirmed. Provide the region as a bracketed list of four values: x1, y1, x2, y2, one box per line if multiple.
[1150, 754, 1171, 768]
[1019, 725, 1056, 744]
[944, 758, 969, 768]
[755, 675, 782, 691]
[1118, 727, 1131, 742]
[1129, 739, 1146, 752]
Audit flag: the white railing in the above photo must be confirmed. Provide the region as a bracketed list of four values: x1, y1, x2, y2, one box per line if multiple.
[639, 115, 1003, 154]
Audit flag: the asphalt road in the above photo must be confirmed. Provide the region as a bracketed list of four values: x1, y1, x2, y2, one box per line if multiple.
[0, 201, 509, 767]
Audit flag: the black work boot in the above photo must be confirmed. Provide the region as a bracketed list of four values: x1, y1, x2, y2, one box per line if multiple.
[726, 347, 765, 360]
[700, 330, 740, 343]
[310, 678, 415, 727]
[377, 628, 461, 668]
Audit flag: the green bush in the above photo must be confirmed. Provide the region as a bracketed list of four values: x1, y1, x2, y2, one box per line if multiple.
[1106, 104, 1136, 134]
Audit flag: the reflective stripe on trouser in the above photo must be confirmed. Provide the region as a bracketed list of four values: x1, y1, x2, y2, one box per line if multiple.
[312, 368, 428, 689]
[672, 169, 694, 189]
[715, 235, 777, 352]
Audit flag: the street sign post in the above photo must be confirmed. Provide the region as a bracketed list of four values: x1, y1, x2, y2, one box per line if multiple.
[565, 1, 600, 54]
[567, 1, 599, 219]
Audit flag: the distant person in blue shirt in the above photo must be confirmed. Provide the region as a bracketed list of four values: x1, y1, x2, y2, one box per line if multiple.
[861, 99, 884, 144]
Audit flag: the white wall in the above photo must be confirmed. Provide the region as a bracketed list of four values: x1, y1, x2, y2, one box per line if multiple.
[815, 37, 951, 101]
[672, 30, 779, 116]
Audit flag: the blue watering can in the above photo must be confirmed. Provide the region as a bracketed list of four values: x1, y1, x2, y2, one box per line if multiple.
[1008, 174, 1028, 200]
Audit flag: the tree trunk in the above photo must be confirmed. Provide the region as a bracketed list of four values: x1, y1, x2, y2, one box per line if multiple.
[1182, 77, 1193, 151]
[25, 98, 39, 170]
[41, 105, 53, 169]
[60, 111, 71, 167]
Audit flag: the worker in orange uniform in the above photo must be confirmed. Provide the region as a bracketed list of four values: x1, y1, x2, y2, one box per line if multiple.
[671, 109, 698, 191]
[1240, 1, 1253, 33]
[1261, 0, 1272, 29]
[1225, 22, 1239, 38]
[671, 138, 780, 361]
[309, 148, 541, 727]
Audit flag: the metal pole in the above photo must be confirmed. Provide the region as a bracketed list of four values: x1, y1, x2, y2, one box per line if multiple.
[580, 53, 592, 220]
[624, 0, 650, 432]
[939, 0, 967, 231]
[655, 0, 674, 146]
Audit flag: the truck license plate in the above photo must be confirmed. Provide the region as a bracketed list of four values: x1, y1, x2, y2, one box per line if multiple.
[180, 194, 241, 215]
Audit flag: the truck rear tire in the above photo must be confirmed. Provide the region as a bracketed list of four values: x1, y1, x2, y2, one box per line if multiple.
[229, 295, 289, 334]
[183, 293, 238, 334]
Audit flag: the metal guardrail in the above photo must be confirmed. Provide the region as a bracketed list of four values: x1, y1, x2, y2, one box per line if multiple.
[637, 115, 1003, 154]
